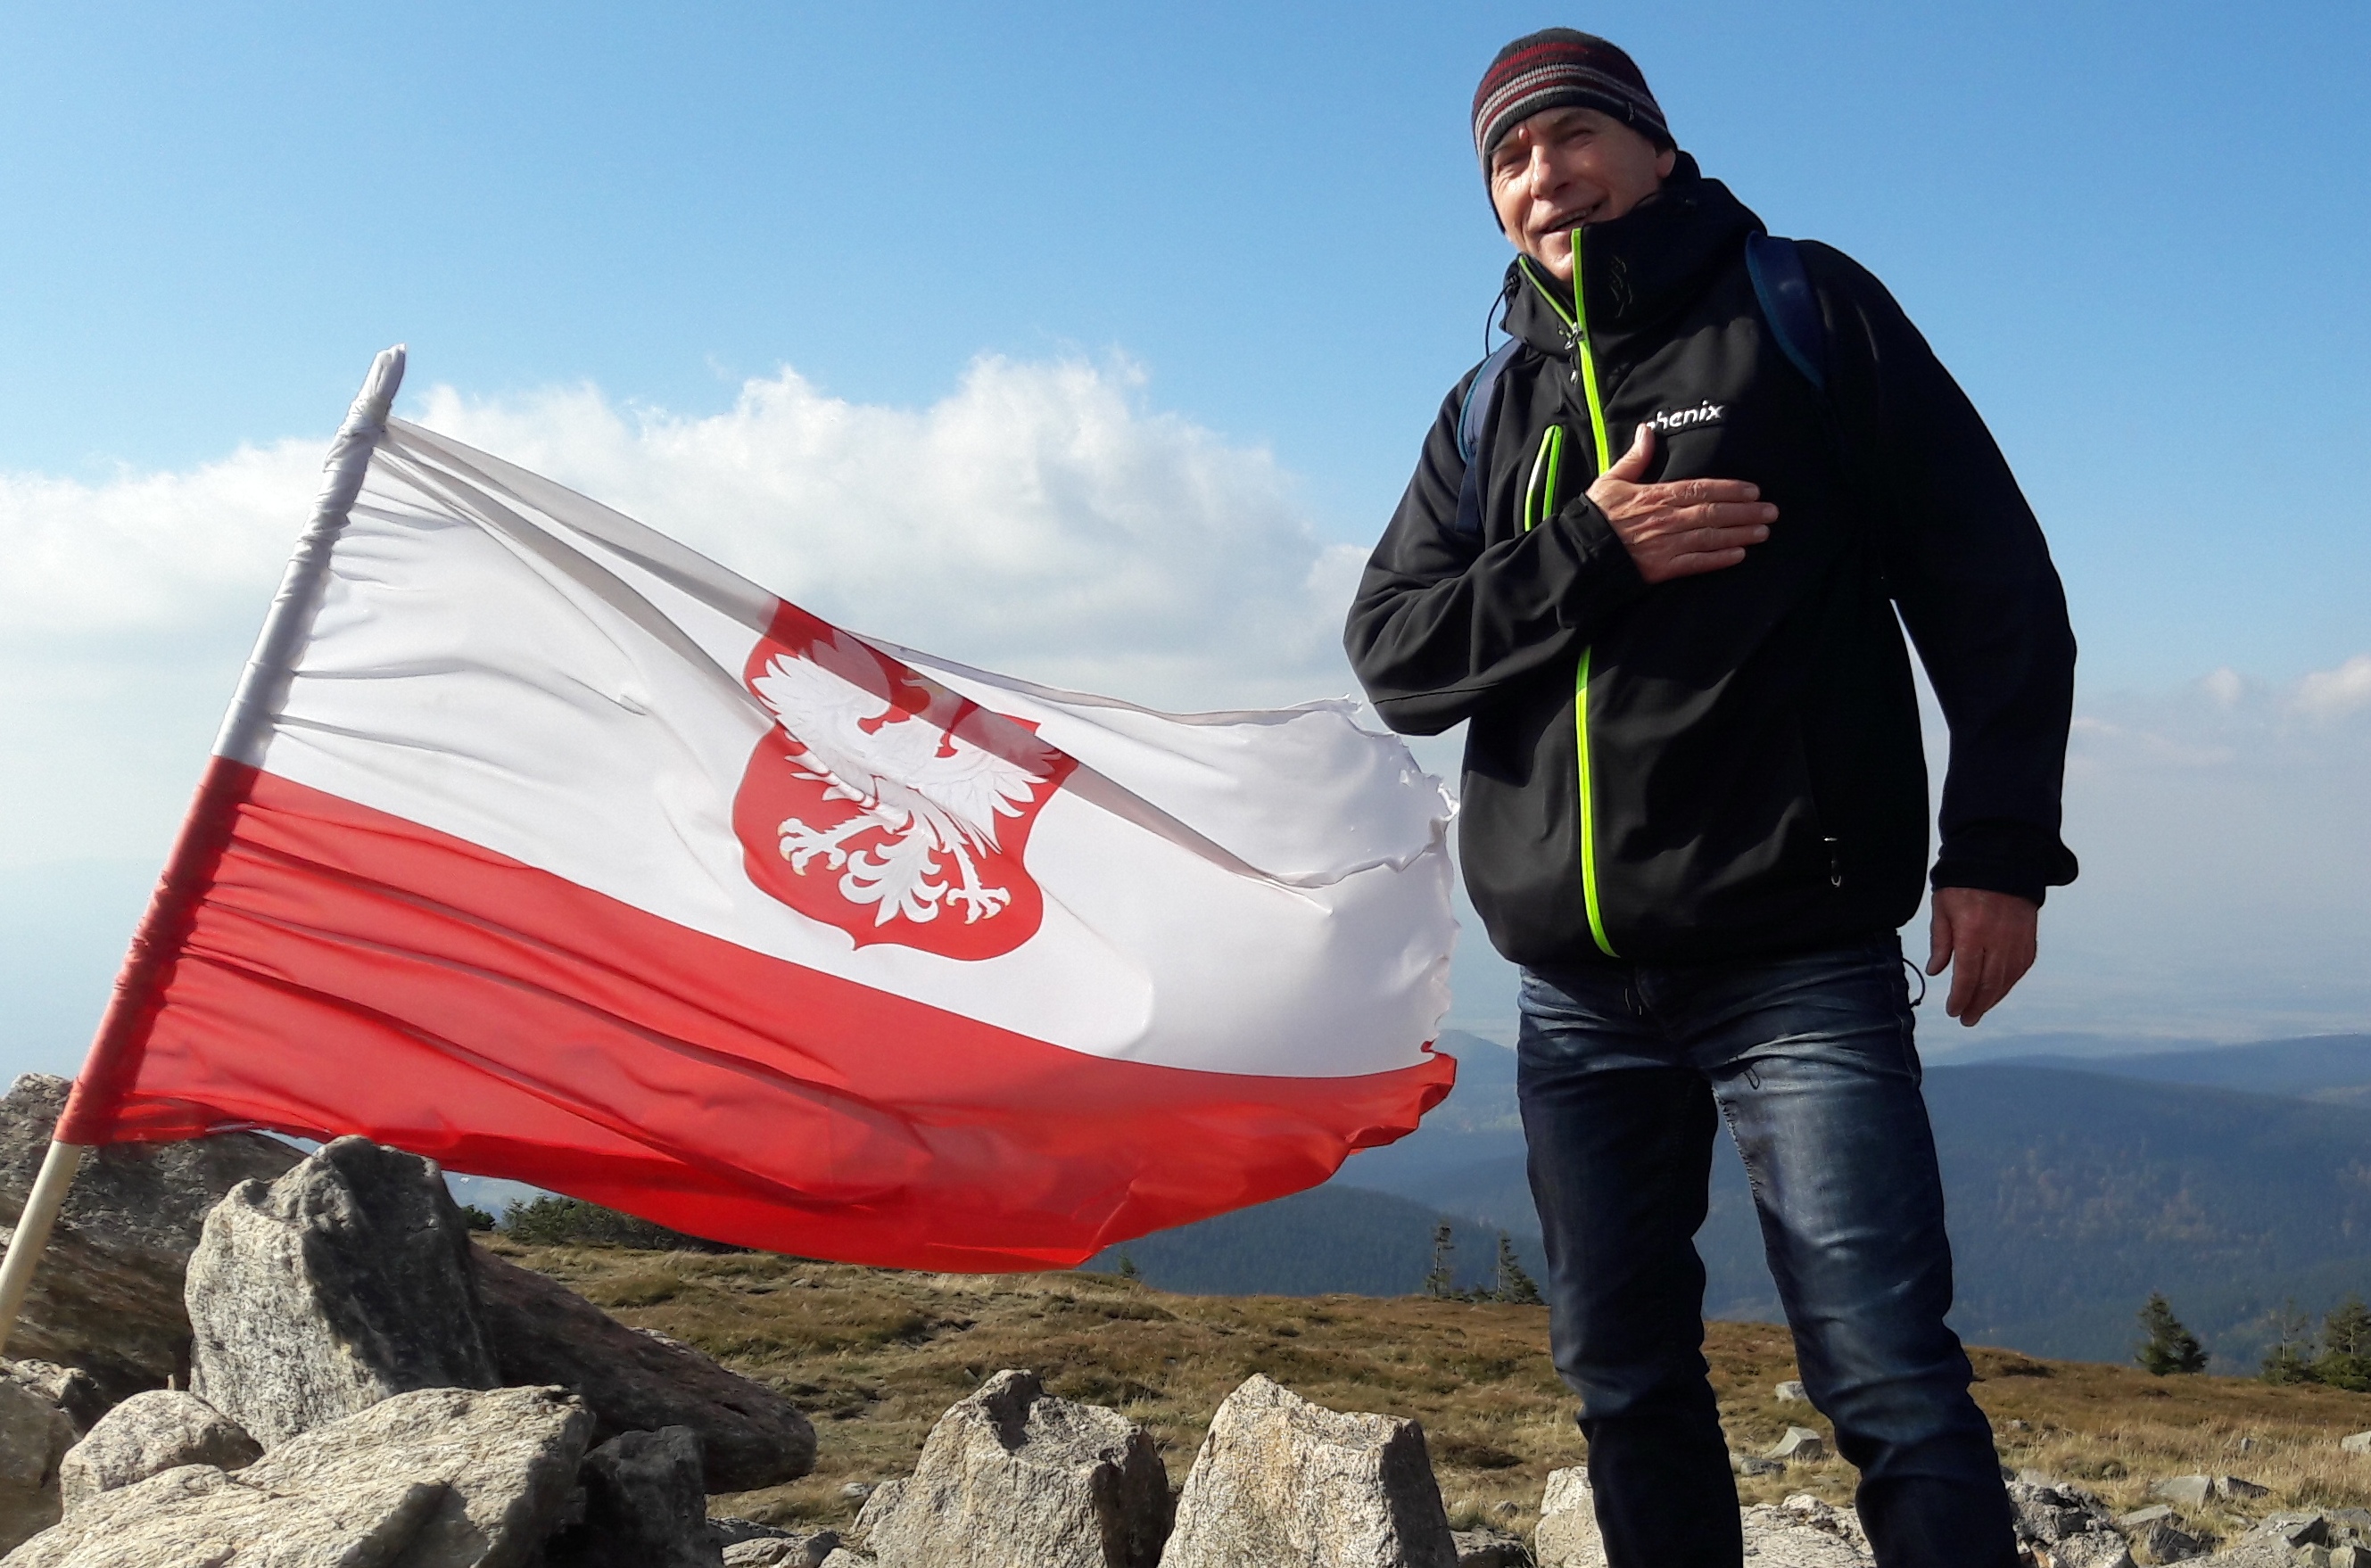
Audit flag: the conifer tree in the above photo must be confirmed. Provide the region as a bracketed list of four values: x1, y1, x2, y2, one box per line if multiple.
[1115, 1252, 1140, 1281]
[1424, 1221, 1458, 1299]
[2261, 1299, 2320, 1384]
[1494, 1233, 1543, 1306]
[2135, 1292, 2209, 1375]
[2315, 1295, 2371, 1391]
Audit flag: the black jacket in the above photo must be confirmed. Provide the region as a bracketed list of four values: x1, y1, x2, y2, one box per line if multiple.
[1345, 155, 2078, 970]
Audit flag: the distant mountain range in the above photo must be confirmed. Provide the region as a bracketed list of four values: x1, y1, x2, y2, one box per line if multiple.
[1092, 1030, 2371, 1372]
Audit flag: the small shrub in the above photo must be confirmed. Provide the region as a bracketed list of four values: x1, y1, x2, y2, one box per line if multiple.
[499, 1195, 739, 1252]
[458, 1204, 497, 1232]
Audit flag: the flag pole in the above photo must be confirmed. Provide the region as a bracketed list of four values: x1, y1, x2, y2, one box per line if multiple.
[0, 345, 408, 1357]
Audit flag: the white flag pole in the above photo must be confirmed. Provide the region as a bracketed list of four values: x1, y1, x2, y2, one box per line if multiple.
[0, 345, 408, 1357]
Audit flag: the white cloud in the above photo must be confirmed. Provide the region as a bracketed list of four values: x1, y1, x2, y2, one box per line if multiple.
[2296, 653, 2371, 720]
[408, 358, 1362, 710]
[0, 358, 1365, 871]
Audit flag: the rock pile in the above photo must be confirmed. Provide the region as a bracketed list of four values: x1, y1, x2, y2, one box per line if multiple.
[0, 1124, 817, 1568]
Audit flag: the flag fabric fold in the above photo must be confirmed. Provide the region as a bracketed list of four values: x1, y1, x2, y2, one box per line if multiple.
[58, 367, 1457, 1270]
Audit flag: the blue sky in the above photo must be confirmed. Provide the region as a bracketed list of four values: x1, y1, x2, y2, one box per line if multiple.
[3, 2, 2367, 1074]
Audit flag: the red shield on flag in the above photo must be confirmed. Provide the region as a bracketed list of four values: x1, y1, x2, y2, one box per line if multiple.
[731, 604, 1074, 960]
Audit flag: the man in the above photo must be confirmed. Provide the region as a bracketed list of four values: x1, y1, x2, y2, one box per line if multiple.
[1345, 29, 2077, 1568]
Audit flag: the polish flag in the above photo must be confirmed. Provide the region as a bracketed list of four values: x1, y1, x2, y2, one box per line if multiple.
[57, 350, 1457, 1270]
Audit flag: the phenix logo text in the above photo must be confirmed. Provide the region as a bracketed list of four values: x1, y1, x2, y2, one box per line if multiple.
[1646, 400, 1725, 433]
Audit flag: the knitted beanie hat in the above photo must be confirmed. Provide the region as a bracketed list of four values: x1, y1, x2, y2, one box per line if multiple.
[1471, 29, 1673, 164]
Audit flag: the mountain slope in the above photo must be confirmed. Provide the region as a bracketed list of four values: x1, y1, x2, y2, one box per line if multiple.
[1995, 1034, 2371, 1104]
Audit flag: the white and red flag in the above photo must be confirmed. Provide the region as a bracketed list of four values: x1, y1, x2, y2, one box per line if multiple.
[54, 349, 1457, 1270]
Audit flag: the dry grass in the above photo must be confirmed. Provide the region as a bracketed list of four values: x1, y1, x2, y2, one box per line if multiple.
[484, 1240, 2371, 1540]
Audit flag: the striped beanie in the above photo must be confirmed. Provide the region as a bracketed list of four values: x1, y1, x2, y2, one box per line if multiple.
[1472, 29, 1673, 164]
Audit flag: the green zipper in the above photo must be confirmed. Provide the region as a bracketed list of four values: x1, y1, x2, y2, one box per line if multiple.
[1522, 233, 1619, 958]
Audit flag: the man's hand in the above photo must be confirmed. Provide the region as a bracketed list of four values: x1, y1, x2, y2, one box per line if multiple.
[1925, 887, 2039, 1027]
[1586, 424, 1777, 584]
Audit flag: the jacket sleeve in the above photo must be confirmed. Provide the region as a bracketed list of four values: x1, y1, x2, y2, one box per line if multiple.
[1343, 371, 1648, 736]
[1809, 243, 2080, 904]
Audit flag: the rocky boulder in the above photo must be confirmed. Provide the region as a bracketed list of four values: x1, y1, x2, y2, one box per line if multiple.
[186, 1137, 500, 1447]
[543, 1426, 721, 1568]
[235, 1384, 593, 1566]
[3, 1462, 449, 1568]
[1532, 1468, 1603, 1568]
[0, 1074, 300, 1402]
[55, 1390, 260, 1514]
[473, 1248, 814, 1492]
[1450, 1524, 1534, 1566]
[1736, 1496, 1871, 1567]
[855, 1369, 1169, 1568]
[0, 1380, 78, 1555]
[1160, 1374, 1457, 1568]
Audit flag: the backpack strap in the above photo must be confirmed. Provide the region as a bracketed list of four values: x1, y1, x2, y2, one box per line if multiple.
[1744, 232, 1826, 393]
[1450, 336, 1525, 537]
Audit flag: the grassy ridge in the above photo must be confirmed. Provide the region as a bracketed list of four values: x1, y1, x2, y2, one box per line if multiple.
[487, 1239, 2371, 1542]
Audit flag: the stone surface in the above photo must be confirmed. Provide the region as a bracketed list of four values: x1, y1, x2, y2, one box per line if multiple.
[722, 1534, 839, 1567]
[0, 1381, 77, 1555]
[55, 1389, 260, 1514]
[818, 1552, 873, 1568]
[544, 1425, 721, 1568]
[186, 1137, 500, 1447]
[2264, 1514, 2333, 1548]
[0, 1367, 100, 1440]
[1, 1461, 449, 1568]
[1532, 1467, 1602, 1568]
[236, 1384, 594, 1568]
[1737, 1496, 1871, 1568]
[1162, 1374, 1456, 1568]
[2046, 1531, 2135, 1568]
[0, 1074, 301, 1402]
[2008, 1477, 2119, 1547]
[1731, 1450, 1783, 1477]
[2342, 1432, 2371, 1456]
[2129, 1514, 2210, 1564]
[859, 1369, 1170, 1568]
[2154, 1475, 2269, 1509]
[1450, 1524, 1534, 1566]
[474, 1247, 814, 1493]
[1764, 1426, 1828, 1464]
[1775, 1380, 1808, 1403]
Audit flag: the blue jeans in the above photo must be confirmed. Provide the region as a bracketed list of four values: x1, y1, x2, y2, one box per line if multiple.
[1516, 937, 2015, 1568]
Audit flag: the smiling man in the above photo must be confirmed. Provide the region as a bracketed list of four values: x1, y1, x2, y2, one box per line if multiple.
[1345, 28, 2078, 1568]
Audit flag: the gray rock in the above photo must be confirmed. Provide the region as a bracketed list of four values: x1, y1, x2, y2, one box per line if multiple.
[474, 1247, 814, 1492]
[2342, 1432, 2371, 1456]
[1736, 1497, 1871, 1567]
[2263, 1514, 2332, 1548]
[860, 1369, 1169, 1568]
[2332, 1546, 2369, 1568]
[186, 1137, 499, 1447]
[2130, 1514, 2210, 1564]
[1764, 1426, 1827, 1464]
[1, 1461, 449, 1568]
[1730, 1450, 1783, 1477]
[56, 1389, 260, 1514]
[0, 1381, 77, 1554]
[543, 1426, 721, 1568]
[818, 1552, 874, 1568]
[709, 1516, 797, 1548]
[2008, 1478, 2117, 1547]
[722, 1534, 839, 1568]
[2154, 1476, 2217, 1507]
[237, 1384, 594, 1567]
[0, 1074, 301, 1403]
[2119, 1505, 2177, 1529]
[1774, 1380, 1808, 1403]
[1450, 1525, 1534, 1566]
[1532, 1467, 1602, 1568]
[0, 1366, 100, 1440]
[1163, 1374, 1453, 1568]
[2046, 1531, 2134, 1568]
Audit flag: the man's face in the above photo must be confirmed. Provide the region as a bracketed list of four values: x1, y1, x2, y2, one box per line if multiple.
[1487, 106, 1678, 283]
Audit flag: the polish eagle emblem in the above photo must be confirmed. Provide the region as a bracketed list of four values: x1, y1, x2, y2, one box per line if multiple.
[731, 604, 1071, 960]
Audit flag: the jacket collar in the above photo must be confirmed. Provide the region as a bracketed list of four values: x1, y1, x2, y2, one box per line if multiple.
[1499, 153, 1764, 358]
